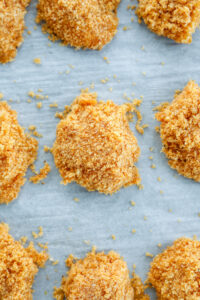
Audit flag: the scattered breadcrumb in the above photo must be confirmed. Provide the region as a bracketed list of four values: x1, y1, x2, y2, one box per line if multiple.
[146, 252, 154, 258]
[156, 81, 200, 181]
[73, 197, 79, 202]
[136, 0, 200, 44]
[28, 91, 35, 98]
[44, 145, 50, 152]
[0, 93, 3, 99]
[157, 177, 162, 182]
[49, 103, 58, 108]
[29, 162, 51, 184]
[157, 243, 162, 248]
[53, 250, 136, 299]
[28, 125, 36, 131]
[132, 229, 136, 234]
[32, 130, 43, 138]
[36, 0, 120, 50]
[52, 92, 141, 195]
[32, 226, 44, 239]
[111, 234, 116, 240]
[33, 58, 41, 64]
[0, 0, 31, 63]
[131, 201, 136, 206]
[148, 237, 200, 299]
[151, 164, 156, 169]
[0, 102, 38, 204]
[37, 102, 42, 109]
[0, 223, 48, 299]
[144, 216, 147, 220]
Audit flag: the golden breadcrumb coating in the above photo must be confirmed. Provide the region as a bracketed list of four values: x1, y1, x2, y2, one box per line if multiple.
[36, 0, 120, 50]
[0, 223, 48, 300]
[29, 162, 51, 184]
[0, 102, 38, 204]
[52, 93, 141, 195]
[0, 0, 31, 63]
[136, 0, 200, 43]
[155, 81, 200, 181]
[148, 238, 200, 299]
[54, 250, 134, 300]
[131, 273, 149, 300]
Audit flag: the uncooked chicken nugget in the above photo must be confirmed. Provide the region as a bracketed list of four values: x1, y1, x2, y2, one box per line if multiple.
[136, 0, 200, 44]
[36, 0, 120, 50]
[0, 0, 31, 63]
[52, 93, 141, 195]
[148, 238, 200, 299]
[54, 249, 148, 300]
[0, 102, 38, 204]
[155, 81, 200, 181]
[0, 223, 48, 300]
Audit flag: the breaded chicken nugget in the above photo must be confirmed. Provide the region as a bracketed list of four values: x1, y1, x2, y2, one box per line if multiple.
[54, 249, 148, 300]
[0, 102, 38, 203]
[155, 81, 200, 181]
[52, 93, 141, 195]
[0, 0, 31, 63]
[36, 0, 120, 49]
[148, 238, 200, 299]
[0, 223, 48, 300]
[136, 0, 200, 43]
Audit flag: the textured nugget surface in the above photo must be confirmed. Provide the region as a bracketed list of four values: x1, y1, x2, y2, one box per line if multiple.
[54, 250, 134, 300]
[136, 0, 200, 43]
[0, 223, 48, 300]
[148, 238, 200, 299]
[0, 0, 30, 63]
[36, 0, 120, 49]
[155, 81, 200, 181]
[0, 102, 38, 203]
[52, 93, 141, 195]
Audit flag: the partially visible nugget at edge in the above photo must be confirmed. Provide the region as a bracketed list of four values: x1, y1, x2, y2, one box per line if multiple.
[155, 81, 200, 181]
[136, 0, 200, 44]
[52, 93, 141, 195]
[148, 237, 200, 299]
[54, 249, 149, 300]
[0, 223, 48, 300]
[36, 0, 120, 50]
[0, 0, 31, 63]
[0, 102, 38, 204]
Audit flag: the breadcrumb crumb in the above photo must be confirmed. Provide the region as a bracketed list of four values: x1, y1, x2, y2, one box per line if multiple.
[156, 81, 200, 181]
[136, 0, 200, 44]
[52, 92, 141, 195]
[29, 162, 51, 184]
[33, 58, 41, 64]
[0, 102, 38, 204]
[148, 237, 200, 299]
[36, 0, 120, 50]
[0, 223, 48, 299]
[0, 0, 31, 63]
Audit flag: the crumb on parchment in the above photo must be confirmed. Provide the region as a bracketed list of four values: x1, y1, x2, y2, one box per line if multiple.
[36, 0, 120, 50]
[0, 0, 31, 63]
[29, 162, 51, 184]
[53, 249, 148, 300]
[52, 92, 141, 195]
[155, 81, 200, 181]
[136, 0, 200, 44]
[0, 102, 38, 204]
[0, 223, 48, 300]
[148, 237, 200, 299]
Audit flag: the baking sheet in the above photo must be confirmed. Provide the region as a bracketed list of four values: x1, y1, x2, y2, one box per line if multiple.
[1, 0, 200, 298]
